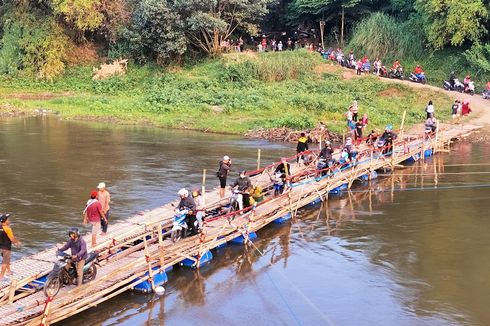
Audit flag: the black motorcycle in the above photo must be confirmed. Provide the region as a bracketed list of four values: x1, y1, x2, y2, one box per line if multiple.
[389, 67, 404, 80]
[443, 79, 464, 92]
[44, 251, 98, 297]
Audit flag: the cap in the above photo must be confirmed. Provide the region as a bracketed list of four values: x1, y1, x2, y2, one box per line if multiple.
[97, 182, 106, 189]
[0, 213, 11, 223]
[223, 155, 230, 161]
[90, 190, 98, 198]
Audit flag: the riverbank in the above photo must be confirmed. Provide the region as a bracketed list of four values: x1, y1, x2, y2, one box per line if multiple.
[0, 51, 459, 137]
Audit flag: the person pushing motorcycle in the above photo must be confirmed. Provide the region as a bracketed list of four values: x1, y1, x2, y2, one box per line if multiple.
[58, 228, 87, 287]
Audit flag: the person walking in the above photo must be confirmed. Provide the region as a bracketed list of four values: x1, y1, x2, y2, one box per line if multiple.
[296, 132, 309, 165]
[83, 190, 106, 247]
[426, 100, 435, 119]
[217, 156, 232, 198]
[0, 213, 21, 281]
[97, 182, 111, 236]
[350, 100, 359, 121]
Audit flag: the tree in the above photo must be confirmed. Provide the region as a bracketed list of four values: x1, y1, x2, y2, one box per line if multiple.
[288, 0, 372, 47]
[123, 0, 187, 63]
[173, 0, 273, 56]
[414, 0, 489, 49]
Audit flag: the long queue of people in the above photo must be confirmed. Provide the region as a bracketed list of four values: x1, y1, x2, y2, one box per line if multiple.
[321, 47, 490, 95]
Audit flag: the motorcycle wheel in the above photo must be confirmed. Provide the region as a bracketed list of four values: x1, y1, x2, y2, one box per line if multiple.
[171, 229, 182, 243]
[44, 275, 62, 297]
[83, 264, 97, 283]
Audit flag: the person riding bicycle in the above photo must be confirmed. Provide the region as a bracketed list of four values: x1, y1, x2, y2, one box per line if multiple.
[58, 228, 87, 287]
[177, 189, 199, 236]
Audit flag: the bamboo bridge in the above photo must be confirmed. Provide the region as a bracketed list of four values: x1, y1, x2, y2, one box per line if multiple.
[0, 122, 481, 325]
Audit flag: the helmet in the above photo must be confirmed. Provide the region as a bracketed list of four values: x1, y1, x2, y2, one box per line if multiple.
[192, 190, 200, 197]
[177, 188, 188, 197]
[223, 155, 230, 161]
[386, 124, 393, 131]
[0, 213, 11, 223]
[68, 228, 79, 238]
[325, 141, 331, 146]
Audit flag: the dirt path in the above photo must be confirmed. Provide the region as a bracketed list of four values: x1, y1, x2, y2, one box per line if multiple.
[335, 66, 490, 125]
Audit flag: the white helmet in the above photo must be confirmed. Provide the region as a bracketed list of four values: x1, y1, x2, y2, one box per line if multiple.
[223, 155, 230, 161]
[177, 188, 188, 197]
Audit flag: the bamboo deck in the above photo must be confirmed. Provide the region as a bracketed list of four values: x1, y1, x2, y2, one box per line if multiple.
[0, 122, 481, 325]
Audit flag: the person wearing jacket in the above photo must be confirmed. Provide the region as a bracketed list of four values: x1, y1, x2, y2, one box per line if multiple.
[58, 228, 87, 286]
[231, 171, 252, 212]
[217, 155, 231, 198]
[296, 132, 309, 164]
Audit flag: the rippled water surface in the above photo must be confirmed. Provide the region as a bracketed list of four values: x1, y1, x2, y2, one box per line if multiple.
[1, 117, 490, 326]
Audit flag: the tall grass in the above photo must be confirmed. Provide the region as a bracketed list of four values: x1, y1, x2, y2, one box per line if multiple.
[348, 12, 425, 61]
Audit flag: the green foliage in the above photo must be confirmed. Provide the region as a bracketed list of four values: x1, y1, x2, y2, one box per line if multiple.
[464, 43, 490, 74]
[348, 12, 424, 61]
[50, 0, 104, 31]
[123, 0, 187, 64]
[0, 20, 23, 75]
[265, 115, 315, 129]
[173, 0, 272, 55]
[0, 11, 70, 80]
[414, 0, 489, 49]
[0, 53, 454, 134]
[20, 19, 70, 80]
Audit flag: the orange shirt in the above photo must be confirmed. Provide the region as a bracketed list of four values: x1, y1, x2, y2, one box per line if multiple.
[98, 190, 111, 213]
[1, 225, 15, 241]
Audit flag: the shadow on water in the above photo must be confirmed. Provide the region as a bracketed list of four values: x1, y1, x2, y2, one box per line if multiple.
[2, 117, 490, 325]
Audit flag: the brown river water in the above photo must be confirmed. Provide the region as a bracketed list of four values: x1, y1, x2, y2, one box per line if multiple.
[1, 117, 490, 326]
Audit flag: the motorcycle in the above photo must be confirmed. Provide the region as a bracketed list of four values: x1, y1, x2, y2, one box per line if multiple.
[409, 72, 427, 84]
[316, 158, 333, 176]
[377, 66, 388, 77]
[483, 89, 490, 100]
[464, 81, 475, 96]
[443, 78, 464, 92]
[44, 250, 98, 297]
[171, 209, 190, 243]
[389, 67, 404, 80]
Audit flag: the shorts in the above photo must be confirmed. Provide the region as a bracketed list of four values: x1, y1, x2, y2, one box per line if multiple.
[1, 248, 11, 265]
[91, 222, 101, 235]
[219, 176, 227, 189]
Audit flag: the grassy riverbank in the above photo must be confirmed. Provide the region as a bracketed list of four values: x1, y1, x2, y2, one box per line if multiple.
[0, 51, 452, 135]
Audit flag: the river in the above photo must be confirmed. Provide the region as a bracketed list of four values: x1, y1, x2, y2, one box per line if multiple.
[1, 117, 489, 326]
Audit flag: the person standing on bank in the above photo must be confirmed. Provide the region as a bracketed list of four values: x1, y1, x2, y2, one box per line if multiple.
[217, 156, 232, 199]
[97, 182, 111, 236]
[426, 100, 435, 119]
[0, 213, 21, 281]
[83, 190, 106, 247]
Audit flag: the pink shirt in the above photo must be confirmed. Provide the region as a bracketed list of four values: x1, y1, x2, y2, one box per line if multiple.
[98, 190, 111, 213]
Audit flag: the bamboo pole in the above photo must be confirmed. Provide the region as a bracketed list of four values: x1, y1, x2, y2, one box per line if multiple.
[202, 169, 207, 205]
[8, 279, 17, 303]
[434, 120, 440, 154]
[257, 149, 261, 170]
[143, 235, 155, 293]
[157, 224, 165, 269]
[400, 110, 406, 140]
[40, 297, 53, 326]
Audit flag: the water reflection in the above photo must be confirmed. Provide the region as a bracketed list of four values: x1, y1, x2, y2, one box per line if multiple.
[2, 117, 490, 325]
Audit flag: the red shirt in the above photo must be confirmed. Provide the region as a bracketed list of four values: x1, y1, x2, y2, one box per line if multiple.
[414, 67, 423, 74]
[486, 81, 490, 90]
[85, 200, 103, 223]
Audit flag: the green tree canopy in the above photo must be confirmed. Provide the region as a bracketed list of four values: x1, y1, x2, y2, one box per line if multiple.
[173, 0, 272, 55]
[415, 0, 489, 49]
